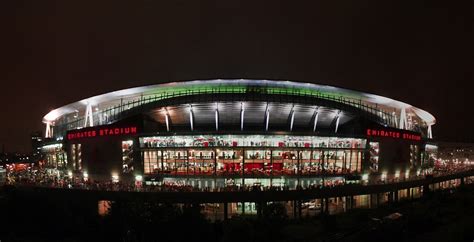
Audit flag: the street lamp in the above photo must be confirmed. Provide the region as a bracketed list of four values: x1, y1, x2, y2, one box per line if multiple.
[381, 172, 387, 181]
[135, 175, 143, 182]
[111, 173, 119, 183]
[362, 173, 369, 181]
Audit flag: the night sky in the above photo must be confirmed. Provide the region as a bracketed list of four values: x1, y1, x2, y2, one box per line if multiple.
[0, 1, 472, 152]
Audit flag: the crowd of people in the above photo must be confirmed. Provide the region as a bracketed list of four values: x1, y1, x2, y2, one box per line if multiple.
[3, 161, 473, 193]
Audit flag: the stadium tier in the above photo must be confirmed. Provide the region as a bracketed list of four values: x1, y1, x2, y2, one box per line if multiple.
[39, 79, 437, 179]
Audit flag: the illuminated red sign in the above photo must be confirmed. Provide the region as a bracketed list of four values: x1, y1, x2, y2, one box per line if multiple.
[67, 126, 137, 140]
[366, 128, 421, 141]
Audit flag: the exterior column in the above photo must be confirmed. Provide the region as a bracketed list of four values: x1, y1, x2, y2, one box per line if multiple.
[320, 198, 324, 214]
[349, 149, 353, 171]
[186, 150, 189, 175]
[241, 149, 245, 178]
[321, 150, 325, 172]
[297, 151, 301, 175]
[325, 197, 329, 214]
[242, 148, 245, 185]
[298, 200, 302, 218]
[293, 200, 297, 219]
[160, 150, 164, 173]
[343, 151, 347, 172]
[344, 196, 349, 211]
[134, 137, 143, 175]
[223, 202, 228, 220]
[270, 149, 273, 177]
[362, 140, 370, 173]
[214, 148, 217, 176]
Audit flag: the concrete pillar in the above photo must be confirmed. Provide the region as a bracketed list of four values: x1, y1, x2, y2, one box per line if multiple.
[370, 194, 376, 208]
[423, 184, 430, 197]
[298, 200, 302, 218]
[325, 197, 329, 214]
[320, 198, 324, 214]
[257, 201, 262, 218]
[223, 202, 228, 220]
[343, 196, 347, 212]
[242, 148, 245, 178]
[293, 200, 297, 219]
[214, 148, 217, 175]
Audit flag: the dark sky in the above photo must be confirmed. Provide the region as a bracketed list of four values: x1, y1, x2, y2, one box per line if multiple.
[0, 1, 472, 152]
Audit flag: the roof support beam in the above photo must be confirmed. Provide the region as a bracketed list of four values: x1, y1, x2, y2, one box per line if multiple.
[215, 103, 219, 131]
[427, 124, 433, 139]
[45, 122, 53, 138]
[164, 109, 170, 132]
[189, 105, 194, 131]
[312, 107, 319, 132]
[240, 102, 245, 131]
[289, 105, 295, 131]
[334, 111, 341, 133]
[399, 108, 408, 130]
[391, 112, 397, 128]
[264, 103, 270, 131]
[84, 103, 94, 127]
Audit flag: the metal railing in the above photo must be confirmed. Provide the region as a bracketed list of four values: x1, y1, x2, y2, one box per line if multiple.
[53, 86, 398, 137]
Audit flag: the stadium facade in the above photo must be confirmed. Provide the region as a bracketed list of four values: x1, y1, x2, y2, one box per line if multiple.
[39, 79, 437, 180]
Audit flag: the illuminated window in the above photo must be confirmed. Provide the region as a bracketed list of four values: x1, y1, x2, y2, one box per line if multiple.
[369, 142, 379, 172]
[122, 140, 134, 173]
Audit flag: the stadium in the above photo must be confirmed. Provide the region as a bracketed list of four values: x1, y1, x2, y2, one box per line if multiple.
[39, 79, 437, 184]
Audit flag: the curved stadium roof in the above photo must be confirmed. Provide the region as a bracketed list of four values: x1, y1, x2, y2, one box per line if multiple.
[43, 79, 436, 129]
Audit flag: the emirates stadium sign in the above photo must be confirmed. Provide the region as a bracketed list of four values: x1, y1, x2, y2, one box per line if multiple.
[366, 128, 421, 141]
[67, 126, 138, 140]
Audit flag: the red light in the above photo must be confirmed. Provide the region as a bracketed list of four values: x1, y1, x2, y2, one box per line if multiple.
[366, 128, 421, 141]
[67, 126, 138, 140]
